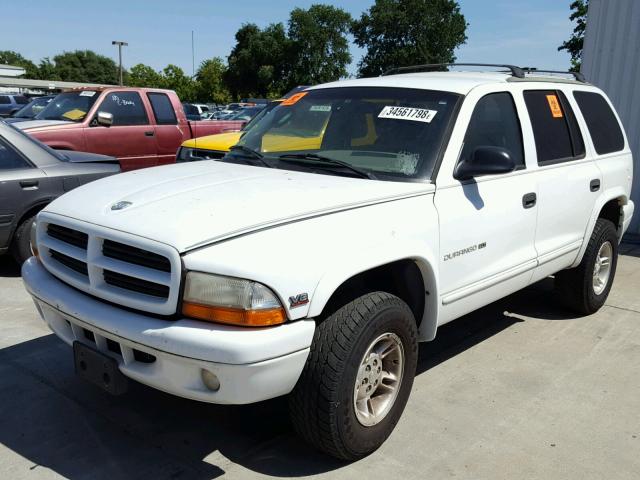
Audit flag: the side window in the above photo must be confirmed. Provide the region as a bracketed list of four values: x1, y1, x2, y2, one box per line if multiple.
[15, 96, 29, 104]
[148, 92, 178, 125]
[460, 92, 525, 168]
[0, 139, 29, 170]
[524, 90, 585, 164]
[98, 92, 149, 126]
[0, 96, 10, 105]
[573, 91, 625, 155]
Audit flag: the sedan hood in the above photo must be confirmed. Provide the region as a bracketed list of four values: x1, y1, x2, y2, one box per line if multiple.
[45, 161, 431, 252]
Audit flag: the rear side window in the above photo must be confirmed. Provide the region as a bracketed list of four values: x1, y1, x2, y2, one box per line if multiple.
[524, 90, 585, 164]
[0, 138, 29, 170]
[461, 92, 525, 168]
[148, 92, 178, 125]
[573, 91, 625, 154]
[0, 96, 10, 104]
[98, 92, 149, 126]
[15, 96, 29, 104]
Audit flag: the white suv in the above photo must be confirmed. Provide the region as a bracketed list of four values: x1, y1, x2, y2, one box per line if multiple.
[23, 65, 634, 460]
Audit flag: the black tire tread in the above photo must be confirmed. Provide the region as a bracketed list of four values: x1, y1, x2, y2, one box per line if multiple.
[10, 214, 35, 265]
[289, 291, 415, 460]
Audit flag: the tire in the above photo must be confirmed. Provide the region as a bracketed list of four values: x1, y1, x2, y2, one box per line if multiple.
[10, 215, 36, 265]
[289, 292, 418, 460]
[555, 218, 618, 315]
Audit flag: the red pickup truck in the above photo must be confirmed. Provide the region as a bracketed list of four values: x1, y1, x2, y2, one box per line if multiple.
[15, 87, 245, 171]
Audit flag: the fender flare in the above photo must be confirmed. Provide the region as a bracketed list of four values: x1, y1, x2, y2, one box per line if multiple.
[571, 187, 629, 268]
[306, 240, 441, 341]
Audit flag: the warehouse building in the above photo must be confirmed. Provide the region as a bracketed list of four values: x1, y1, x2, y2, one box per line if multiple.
[582, 0, 640, 237]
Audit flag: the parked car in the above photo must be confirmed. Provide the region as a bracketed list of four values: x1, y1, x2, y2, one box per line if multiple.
[15, 88, 246, 171]
[182, 102, 202, 121]
[22, 65, 635, 460]
[178, 87, 310, 161]
[5, 95, 56, 124]
[0, 93, 30, 117]
[191, 103, 211, 118]
[0, 120, 119, 264]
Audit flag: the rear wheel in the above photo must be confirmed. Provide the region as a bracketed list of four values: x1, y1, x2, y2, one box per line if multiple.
[10, 215, 36, 265]
[289, 292, 418, 460]
[556, 218, 618, 314]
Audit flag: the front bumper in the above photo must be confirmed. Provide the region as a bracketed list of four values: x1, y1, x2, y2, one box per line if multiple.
[22, 257, 315, 404]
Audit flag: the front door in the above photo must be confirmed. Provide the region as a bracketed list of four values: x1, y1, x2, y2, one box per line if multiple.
[84, 91, 157, 171]
[435, 91, 539, 323]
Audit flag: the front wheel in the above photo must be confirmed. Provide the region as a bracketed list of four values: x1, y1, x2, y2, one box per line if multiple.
[10, 215, 36, 265]
[556, 218, 619, 315]
[289, 292, 418, 460]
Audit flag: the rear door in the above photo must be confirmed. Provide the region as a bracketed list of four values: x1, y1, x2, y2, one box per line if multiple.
[147, 92, 186, 165]
[523, 89, 601, 282]
[84, 91, 158, 171]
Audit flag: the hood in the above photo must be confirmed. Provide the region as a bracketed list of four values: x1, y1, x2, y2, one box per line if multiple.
[182, 131, 242, 150]
[45, 161, 431, 252]
[14, 119, 74, 130]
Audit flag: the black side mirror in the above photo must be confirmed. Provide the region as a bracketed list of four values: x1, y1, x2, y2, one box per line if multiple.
[454, 146, 516, 181]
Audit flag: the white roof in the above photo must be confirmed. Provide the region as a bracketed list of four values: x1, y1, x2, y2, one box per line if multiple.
[311, 71, 511, 95]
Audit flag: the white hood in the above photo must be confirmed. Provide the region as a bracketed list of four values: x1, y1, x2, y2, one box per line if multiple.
[14, 119, 73, 130]
[44, 161, 431, 252]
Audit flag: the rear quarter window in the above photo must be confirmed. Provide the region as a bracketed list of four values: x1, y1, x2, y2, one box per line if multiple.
[573, 91, 625, 155]
[0, 96, 10, 104]
[524, 90, 585, 165]
[15, 96, 29, 104]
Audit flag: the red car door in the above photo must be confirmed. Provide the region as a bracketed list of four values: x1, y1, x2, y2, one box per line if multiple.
[84, 91, 158, 171]
[146, 92, 187, 165]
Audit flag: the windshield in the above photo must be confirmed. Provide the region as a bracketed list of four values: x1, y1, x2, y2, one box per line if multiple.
[241, 101, 280, 131]
[235, 87, 460, 181]
[12, 96, 54, 118]
[35, 91, 100, 122]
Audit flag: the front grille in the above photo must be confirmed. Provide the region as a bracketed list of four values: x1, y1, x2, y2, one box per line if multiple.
[47, 224, 88, 249]
[49, 250, 88, 275]
[103, 269, 170, 298]
[38, 216, 179, 315]
[103, 239, 171, 272]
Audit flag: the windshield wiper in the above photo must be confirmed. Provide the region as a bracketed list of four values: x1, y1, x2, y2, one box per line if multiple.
[228, 145, 273, 168]
[278, 153, 377, 180]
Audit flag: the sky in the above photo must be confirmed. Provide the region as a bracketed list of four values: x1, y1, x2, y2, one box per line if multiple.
[3, 0, 574, 76]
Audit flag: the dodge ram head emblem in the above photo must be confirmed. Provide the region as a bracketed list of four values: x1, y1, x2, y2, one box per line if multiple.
[111, 201, 132, 211]
[289, 293, 309, 308]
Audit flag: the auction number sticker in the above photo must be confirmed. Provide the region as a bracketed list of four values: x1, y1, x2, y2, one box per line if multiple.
[378, 106, 437, 123]
[79, 91, 96, 97]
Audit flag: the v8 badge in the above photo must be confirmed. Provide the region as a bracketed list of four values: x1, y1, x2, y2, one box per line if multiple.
[289, 293, 309, 308]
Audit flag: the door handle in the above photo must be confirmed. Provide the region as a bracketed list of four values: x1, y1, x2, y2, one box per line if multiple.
[522, 192, 537, 209]
[590, 179, 601, 192]
[144, 131, 155, 137]
[20, 180, 39, 189]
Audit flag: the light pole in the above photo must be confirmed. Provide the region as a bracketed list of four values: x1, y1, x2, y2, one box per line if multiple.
[111, 40, 128, 86]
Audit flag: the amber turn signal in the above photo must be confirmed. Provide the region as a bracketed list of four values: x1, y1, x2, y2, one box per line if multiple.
[182, 302, 286, 327]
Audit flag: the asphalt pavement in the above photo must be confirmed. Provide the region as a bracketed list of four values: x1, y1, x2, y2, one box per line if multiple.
[1, 244, 639, 479]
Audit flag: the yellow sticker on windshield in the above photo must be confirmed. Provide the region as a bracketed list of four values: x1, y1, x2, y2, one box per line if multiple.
[61, 109, 86, 121]
[546, 94, 563, 118]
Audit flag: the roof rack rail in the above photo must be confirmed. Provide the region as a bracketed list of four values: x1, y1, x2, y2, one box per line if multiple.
[522, 68, 586, 82]
[382, 63, 526, 78]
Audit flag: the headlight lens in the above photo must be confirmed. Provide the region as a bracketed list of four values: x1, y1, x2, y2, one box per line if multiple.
[182, 272, 286, 327]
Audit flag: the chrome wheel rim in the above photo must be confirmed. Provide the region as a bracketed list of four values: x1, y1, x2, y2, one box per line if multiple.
[593, 241, 613, 295]
[353, 332, 404, 427]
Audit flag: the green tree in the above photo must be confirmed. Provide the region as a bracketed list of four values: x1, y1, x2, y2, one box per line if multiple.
[196, 58, 231, 104]
[161, 64, 197, 101]
[0, 50, 39, 78]
[128, 63, 163, 88]
[37, 57, 59, 80]
[558, 0, 589, 70]
[352, 0, 467, 77]
[287, 4, 352, 87]
[225, 23, 290, 98]
[52, 50, 119, 84]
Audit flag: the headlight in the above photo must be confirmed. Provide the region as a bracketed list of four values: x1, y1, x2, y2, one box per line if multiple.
[182, 272, 286, 327]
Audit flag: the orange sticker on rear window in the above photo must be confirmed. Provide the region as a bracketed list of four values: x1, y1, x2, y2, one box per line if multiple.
[546, 94, 563, 118]
[281, 92, 308, 106]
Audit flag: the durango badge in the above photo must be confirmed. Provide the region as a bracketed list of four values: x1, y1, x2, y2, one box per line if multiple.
[111, 201, 132, 211]
[289, 293, 309, 308]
